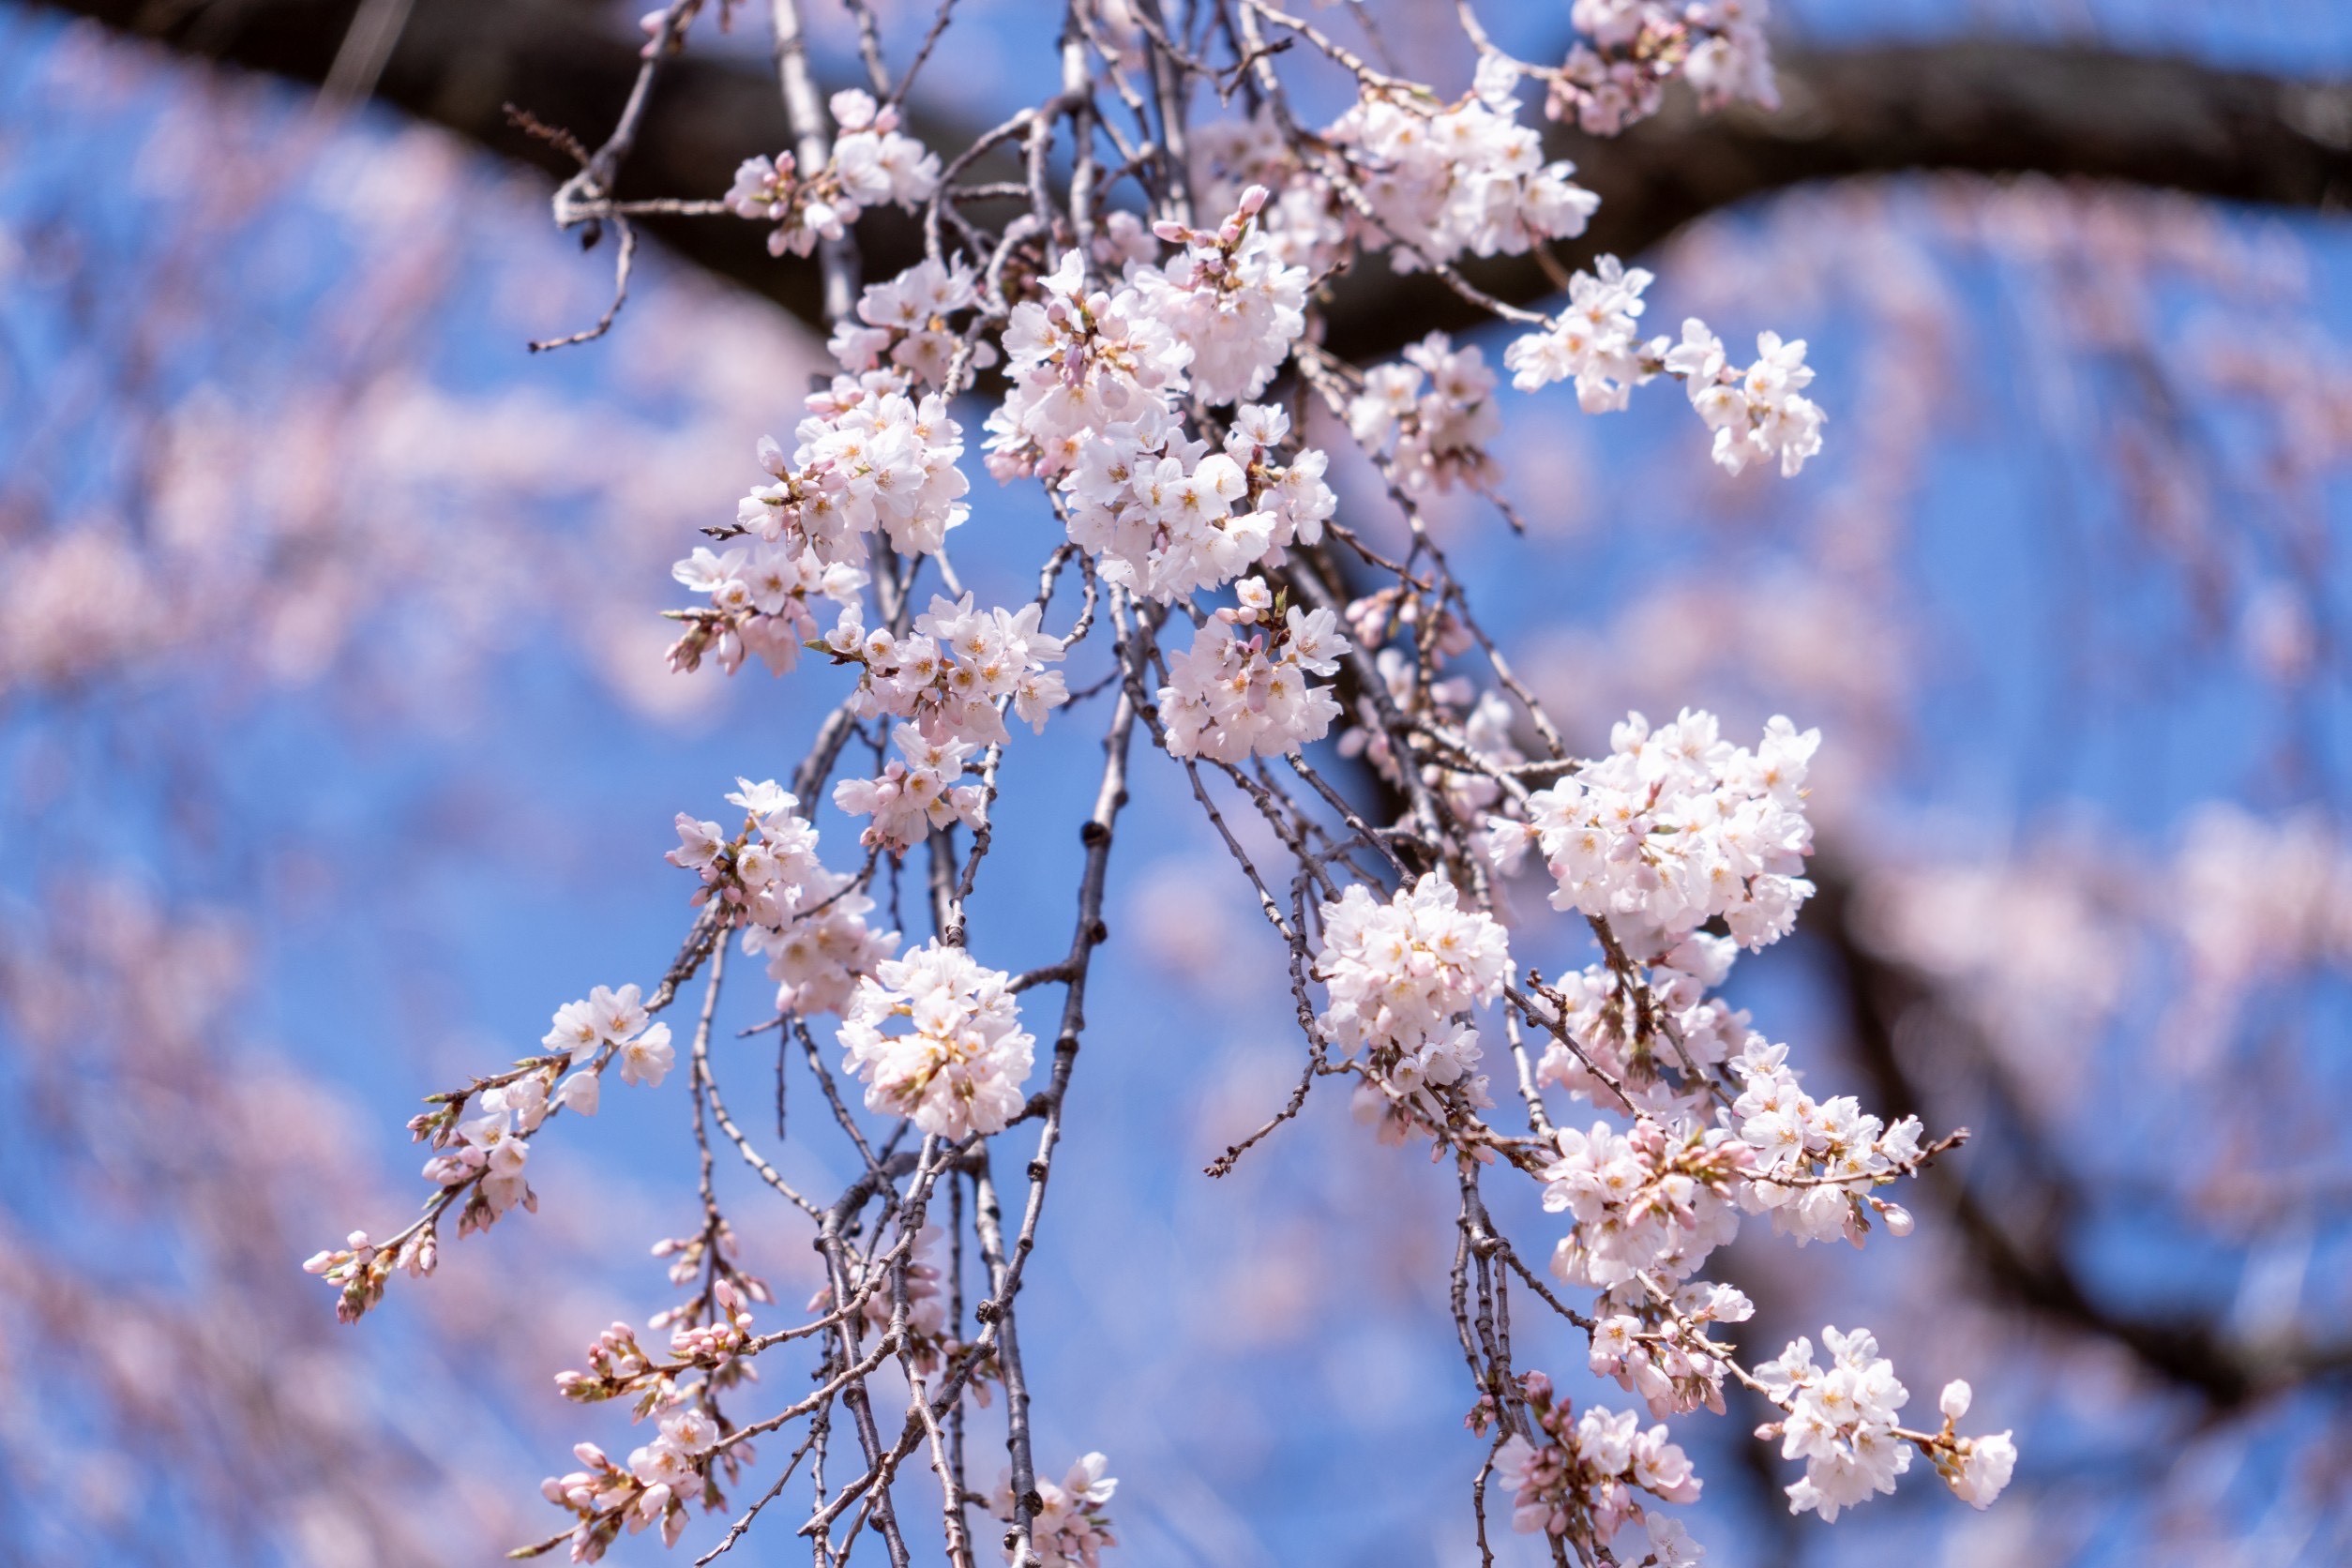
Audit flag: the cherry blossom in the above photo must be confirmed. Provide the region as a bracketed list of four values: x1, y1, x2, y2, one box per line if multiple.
[1489, 1370, 1699, 1553]
[1753, 1327, 1911, 1522]
[725, 90, 939, 259]
[993, 1453, 1117, 1568]
[1157, 579, 1347, 761]
[1485, 709, 1820, 949]
[837, 941, 1034, 1138]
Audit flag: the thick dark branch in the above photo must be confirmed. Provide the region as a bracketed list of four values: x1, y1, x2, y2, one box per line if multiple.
[42, 0, 2352, 353]
[1318, 40, 2352, 360]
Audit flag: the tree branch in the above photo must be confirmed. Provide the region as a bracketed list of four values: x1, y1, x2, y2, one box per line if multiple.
[43, 0, 2352, 354]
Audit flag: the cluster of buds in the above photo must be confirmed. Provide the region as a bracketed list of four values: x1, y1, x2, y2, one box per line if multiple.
[538, 1408, 719, 1560]
[556, 1322, 659, 1408]
[668, 1274, 764, 1368]
[302, 1227, 435, 1324]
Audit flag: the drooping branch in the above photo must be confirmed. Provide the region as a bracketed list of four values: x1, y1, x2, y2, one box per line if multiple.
[43, 0, 2352, 355]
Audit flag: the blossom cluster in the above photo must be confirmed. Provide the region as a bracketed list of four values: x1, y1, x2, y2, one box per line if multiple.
[983, 249, 1190, 480]
[669, 538, 867, 677]
[1485, 709, 1820, 949]
[668, 778, 898, 1017]
[1756, 1333, 2032, 1525]
[784, 374, 974, 558]
[1504, 256, 1660, 410]
[1063, 400, 1334, 602]
[1502, 260, 1827, 475]
[1318, 873, 1512, 1051]
[1587, 1281, 1755, 1419]
[1540, 1117, 1747, 1288]
[1664, 321, 1827, 477]
[726, 89, 940, 258]
[1545, 0, 1778, 135]
[837, 941, 1034, 1138]
[1315, 873, 1511, 1143]
[1491, 1370, 1701, 1557]
[1727, 1038, 1924, 1244]
[833, 724, 988, 854]
[981, 192, 1337, 606]
[1334, 85, 1600, 269]
[1526, 927, 1750, 1114]
[1346, 332, 1504, 495]
[669, 374, 972, 676]
[539, 1402, 721, 1558]
[992, 1453, 1118, 1568]
[1131, 188, 1307, 404]
[1753, 1327, 1911, 1521]
[1158, 578, 1347, 761]
[829, 257, 988, 387]
[824, 592, 1069, 747]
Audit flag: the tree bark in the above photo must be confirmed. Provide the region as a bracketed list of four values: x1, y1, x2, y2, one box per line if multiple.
[42, 0, 2352, 355]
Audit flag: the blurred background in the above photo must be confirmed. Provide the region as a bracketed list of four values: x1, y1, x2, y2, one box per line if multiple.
[4, 0, 2350, 1563]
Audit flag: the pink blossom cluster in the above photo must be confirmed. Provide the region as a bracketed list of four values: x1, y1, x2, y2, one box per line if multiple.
[1503, 256, 1659, 408]
[544, 982, 673, 1088]
[422, 1082, 538, 1215]
[1063, 400, 1334, 602]
[1346, 332, 1504, 495]
[1315, 873, 1511, 1141]
[1528, 930, 1750, 1113]
[981, 192, 1334, 603]
[1727, 1039, 1924, 1244]
[1587, 1281, 1755, 1418]
[540, 1403, 719, 1557]
[669, 537, 868, 676]
[1130, 188, 1308, 404]
[1503, 261, 1827, 475]
[1546, 1, 1778, 135]
[829, 256, 988, 386]
[1664, 321, 1828, 476]
[668, 778, 898, 1017]
[1491, 1370, 1701, 1555]
[824, 592, 1070, 746]
[1485, 709, 1820, 949]
[1324, 88, 1600, 270]
[668, 373, 972, 675]
[1316, 874, 1508, 1051]
[783, 374, 973, 557]
[992, 1453, 1118, 1568]
[1191, 81, 1600, 277]
[837, 941, 1034, 1138]
[1540, 1117, 1746, 1288]
[833, 724, 987, 854]
[983, 249, 1193, 480]
[1753, 1327, 1914, 1521]
[1157, 578, 1348, 761]
[726, 89, 940, 257]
